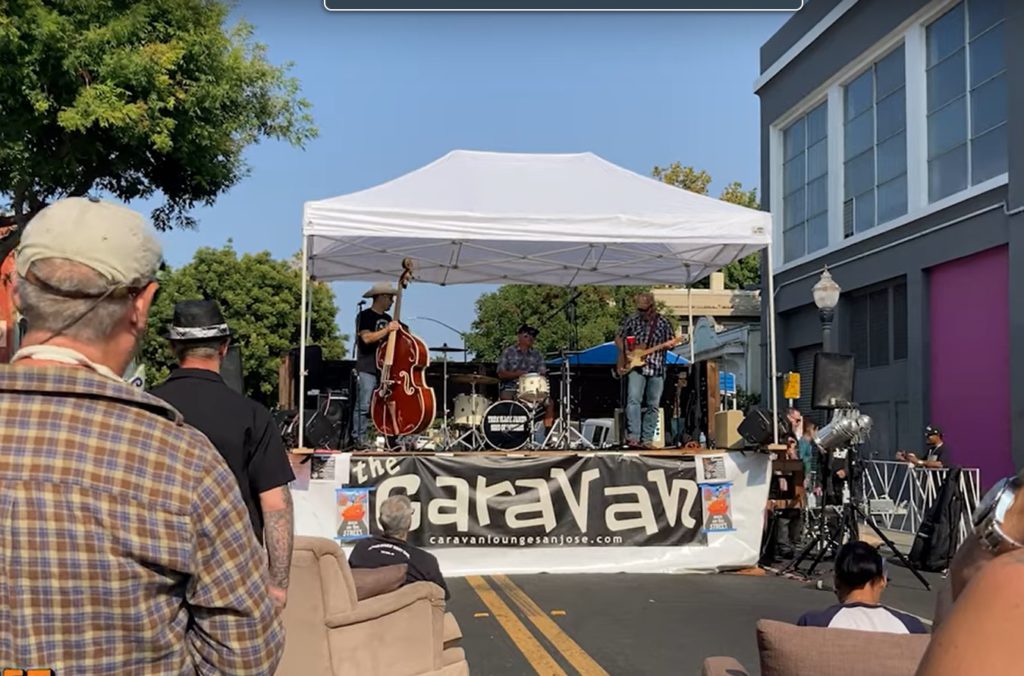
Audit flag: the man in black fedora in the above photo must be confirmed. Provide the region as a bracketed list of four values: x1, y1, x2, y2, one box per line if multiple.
[150, 299, 295, 613]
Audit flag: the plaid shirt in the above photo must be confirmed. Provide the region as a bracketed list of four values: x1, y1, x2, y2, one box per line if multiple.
[0, 365, 283, 675]
[617, 312, 675, 377]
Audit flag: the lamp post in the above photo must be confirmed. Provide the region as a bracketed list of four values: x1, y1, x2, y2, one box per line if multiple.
[812, 267, 841, 353]
[408, 316, 469, 361]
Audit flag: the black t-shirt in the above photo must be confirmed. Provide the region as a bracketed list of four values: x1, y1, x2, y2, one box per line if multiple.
[926, 443, 947, 464]
[356, 309, 392, 375]
[150, 368, 295, 541]
[348, 535, 450, 600]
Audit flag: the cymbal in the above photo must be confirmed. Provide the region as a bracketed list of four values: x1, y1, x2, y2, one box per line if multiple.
[450, 373, 499, 386]
[430, 345, 467, 353]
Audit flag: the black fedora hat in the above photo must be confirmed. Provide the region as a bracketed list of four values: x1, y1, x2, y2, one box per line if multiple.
[165, 299, 231, 341]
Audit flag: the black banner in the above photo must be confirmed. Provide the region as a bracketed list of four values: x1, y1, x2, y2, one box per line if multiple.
[348, 454, 704, 547]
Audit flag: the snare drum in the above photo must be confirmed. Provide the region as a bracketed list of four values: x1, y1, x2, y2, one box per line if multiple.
[482, 400, 532, 450]
[517, 373, 549, 403]
[452, 393, 490, 427]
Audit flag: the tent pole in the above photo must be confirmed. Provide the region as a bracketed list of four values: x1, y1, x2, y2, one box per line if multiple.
[298, 233, 309, 450]
[766, 244, 779, 446]
[687, 285, 695, 363]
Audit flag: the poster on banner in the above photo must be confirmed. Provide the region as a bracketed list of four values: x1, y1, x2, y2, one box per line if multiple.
[697, 455, 729, 484]
[701, 483, 735, 533]
[347, 454, 704, 548]
[336, 487, 371, 542]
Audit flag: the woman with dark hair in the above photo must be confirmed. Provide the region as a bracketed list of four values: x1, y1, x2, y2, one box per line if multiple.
[796, 541, 928, 634]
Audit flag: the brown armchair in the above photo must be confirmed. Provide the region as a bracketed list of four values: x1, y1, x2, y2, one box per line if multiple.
[702, 619, 930, 676]
[276, 536, 469, 676]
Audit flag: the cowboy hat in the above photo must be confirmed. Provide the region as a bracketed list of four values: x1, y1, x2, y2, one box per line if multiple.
[362, 282, 399, 299]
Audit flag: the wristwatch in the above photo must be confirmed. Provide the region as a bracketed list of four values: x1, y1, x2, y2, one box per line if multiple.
[973, 475, 1024, 556]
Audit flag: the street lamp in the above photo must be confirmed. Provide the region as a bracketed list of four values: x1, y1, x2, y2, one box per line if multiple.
[813, 267, 841, 353]
[408, 316, 469, 362]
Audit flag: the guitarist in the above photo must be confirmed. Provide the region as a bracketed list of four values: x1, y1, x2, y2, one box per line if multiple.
[615, 292, 675, 449]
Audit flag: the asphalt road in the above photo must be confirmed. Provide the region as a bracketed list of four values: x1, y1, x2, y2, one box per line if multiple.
[445, 563, 943, 675]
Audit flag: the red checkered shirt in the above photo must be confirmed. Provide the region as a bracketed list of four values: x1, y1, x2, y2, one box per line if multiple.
[0, 365, 284, 675]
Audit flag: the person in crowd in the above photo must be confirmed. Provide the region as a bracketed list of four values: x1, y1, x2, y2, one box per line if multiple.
[151, 299, 295, 612]
[350, 494, 450, 600]
[797, 541, 928, 634]
[799, 420, 819, 491]
[917, 472, 1024, 674]
[896, 425, 947, 468]
[775, 434, 804, 559]
[0, 198, 282, 673]
[615, 292, 675, 449]
[787, 407, 804, 440]
[352, 282, 400, 449]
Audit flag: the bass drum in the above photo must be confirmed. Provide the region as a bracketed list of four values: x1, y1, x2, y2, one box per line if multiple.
[481, 400, 533, 451]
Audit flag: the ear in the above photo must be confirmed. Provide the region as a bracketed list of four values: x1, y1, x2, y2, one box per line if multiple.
[131, 282, 159, 331]
[219, 340, 230, 358]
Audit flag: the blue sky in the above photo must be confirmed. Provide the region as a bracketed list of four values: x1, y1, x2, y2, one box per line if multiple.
[152, 7, 790, 351]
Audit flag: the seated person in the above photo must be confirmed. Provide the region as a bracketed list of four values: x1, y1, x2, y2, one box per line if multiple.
[797, 541, 928, 634]
[896, 425, 947, 468]
[349, 494, 450, 600]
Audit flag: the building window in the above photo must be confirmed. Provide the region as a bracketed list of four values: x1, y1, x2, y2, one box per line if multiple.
[926, 0, 1007, 202]
[846, 280, 908, 368]
[843, 45, 907, 237]
[782, 102, 828, 262]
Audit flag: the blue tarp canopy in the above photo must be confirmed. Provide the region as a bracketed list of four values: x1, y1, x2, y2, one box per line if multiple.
[547, 341, 688, 366]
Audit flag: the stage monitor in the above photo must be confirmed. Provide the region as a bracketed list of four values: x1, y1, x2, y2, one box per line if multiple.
[811, 352, 855, 410]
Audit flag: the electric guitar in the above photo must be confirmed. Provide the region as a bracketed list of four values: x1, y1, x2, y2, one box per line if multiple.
[613, 336, 684, 377]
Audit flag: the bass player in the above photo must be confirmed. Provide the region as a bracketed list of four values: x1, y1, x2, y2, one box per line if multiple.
[615, 292, 677, 449]
[352, 282, 400, 450]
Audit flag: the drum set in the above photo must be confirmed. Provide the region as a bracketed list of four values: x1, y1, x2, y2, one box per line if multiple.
[430, 344, 591, 451]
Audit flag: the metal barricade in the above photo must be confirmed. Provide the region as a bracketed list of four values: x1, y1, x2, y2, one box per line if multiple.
[861, 460, 981, 544]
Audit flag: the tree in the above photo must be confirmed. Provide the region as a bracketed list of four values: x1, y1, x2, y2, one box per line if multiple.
[652, 162, 762, 289]
[465, 285, 676, 361]
[0, 0, 316, 257]
[140, 244, 345, 406]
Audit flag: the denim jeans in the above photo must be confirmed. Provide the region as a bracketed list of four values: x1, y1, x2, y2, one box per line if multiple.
[352, 371, 378, 446]
[626, 371, 664, 444]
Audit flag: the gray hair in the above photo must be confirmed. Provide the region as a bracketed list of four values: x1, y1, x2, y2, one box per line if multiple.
[379, 494, 414, 538]
[171, 338, 227, 363]
[16, 258, 133, 342]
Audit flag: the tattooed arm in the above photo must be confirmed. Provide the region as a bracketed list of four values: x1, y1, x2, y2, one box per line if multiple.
[260, 485, 294, 612]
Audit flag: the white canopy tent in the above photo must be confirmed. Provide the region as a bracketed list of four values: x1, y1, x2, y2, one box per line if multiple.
[299, 150, 780, 446]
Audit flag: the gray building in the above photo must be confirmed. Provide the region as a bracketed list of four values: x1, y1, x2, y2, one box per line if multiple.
[756, 0, 1023, 486]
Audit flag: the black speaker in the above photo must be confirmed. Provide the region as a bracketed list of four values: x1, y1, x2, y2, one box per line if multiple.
[811, 352, 856, 410]
[221, 345, 244, 394]
[738, 408, 791, 447]
[290, 345, 324, 397]
[303, 409, 340, 450]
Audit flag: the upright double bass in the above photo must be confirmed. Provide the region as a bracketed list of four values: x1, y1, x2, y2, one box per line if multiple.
[370, 259, 436, 437]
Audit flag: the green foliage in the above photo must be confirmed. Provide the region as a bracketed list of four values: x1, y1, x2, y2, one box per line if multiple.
[0, 0, 316, 236]
[141, 244, 344, 406]
[652, 164, 762, 290]
[465, 285, 676, 361]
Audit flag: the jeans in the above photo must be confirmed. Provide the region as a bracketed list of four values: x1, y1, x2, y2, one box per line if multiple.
[626, 371, 664, 444]
[352, 371, 378, 446]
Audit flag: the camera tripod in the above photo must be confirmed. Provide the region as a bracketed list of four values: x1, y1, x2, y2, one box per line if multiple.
[780, 453, 931, 591]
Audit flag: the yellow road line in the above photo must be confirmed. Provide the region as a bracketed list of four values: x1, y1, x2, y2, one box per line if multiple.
[493, 575, 609, 676]
[466, 575, 567, 676]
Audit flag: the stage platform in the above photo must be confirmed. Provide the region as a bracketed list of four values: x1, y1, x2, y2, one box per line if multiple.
[292, 447, 772, 575]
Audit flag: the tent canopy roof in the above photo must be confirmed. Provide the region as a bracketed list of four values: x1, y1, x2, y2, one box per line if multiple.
[303, 150, 771, 286]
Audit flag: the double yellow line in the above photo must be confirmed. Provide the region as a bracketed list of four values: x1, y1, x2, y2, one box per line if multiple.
[467, 575, 608, 676]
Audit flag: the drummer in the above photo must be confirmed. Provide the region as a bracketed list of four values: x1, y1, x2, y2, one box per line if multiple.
[496, 324, 555, 442]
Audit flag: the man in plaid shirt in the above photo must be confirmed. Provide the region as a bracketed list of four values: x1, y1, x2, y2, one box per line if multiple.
[0, 198, 283, 674]
[615, 292, 676, 449]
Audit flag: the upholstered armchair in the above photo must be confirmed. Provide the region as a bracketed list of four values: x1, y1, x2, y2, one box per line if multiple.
[276, 536, 469, 676]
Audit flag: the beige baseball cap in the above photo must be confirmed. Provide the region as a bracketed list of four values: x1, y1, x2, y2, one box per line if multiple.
[16, 197, 163, 287]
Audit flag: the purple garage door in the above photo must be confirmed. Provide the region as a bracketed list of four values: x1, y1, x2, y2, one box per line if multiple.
[929, 245, 1011, 488]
